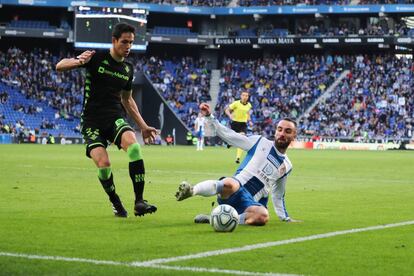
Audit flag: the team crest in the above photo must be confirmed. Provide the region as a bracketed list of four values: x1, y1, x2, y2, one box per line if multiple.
[125, 65, 130, 73]
[263, 163, 273, 176]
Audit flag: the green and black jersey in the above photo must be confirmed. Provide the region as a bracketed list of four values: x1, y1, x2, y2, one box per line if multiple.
[81, 52, 134, 123]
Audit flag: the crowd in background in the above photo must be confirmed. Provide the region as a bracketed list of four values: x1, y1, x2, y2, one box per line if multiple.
[215, 54, 413, 140]
[0, 48, 84, 120]
[105, 0, 414, 7]
[0, 48, 84, 137]
[216, 56, 339, 137]
[298, 23, 399, 37]
[103, 0, 414, 6]
[1, 48, 413, 141]
[300, 54, 414, 140]
[143, 56, 211, 129]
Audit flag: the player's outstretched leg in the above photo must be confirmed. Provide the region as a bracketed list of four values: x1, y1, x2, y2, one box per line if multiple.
[175, 179, 222, 201]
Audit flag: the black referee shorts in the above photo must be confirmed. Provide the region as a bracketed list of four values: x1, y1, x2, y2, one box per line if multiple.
[230, 121, 247, 134]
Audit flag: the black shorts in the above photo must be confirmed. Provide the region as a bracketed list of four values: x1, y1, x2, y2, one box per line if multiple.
[230, 121, 247, 134]
[81, 117, 134, 158]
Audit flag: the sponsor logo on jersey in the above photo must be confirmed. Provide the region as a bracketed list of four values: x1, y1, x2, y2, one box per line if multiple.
[97, 66, 129, 81]
[267, 154, 280, 168]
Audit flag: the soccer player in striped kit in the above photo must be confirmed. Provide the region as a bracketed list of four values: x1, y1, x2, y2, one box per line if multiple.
[176, 103, 300, 225]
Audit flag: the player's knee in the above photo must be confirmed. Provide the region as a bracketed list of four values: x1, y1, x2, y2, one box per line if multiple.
[98, 159, 111, 168]
[251, 214, 268, 226]
[222, 178, 239, 193]
[249, 208, 269, 226]
[121, 131, 138, 150]
[259, 212, 270, 225]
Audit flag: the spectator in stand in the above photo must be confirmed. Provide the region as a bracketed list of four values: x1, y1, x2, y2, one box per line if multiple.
[216, 55, 339, 137]
[165, 134, 174, 145]
[143, 56, 211, 129]
[0, 47, 84, 136]
[0, 91, 8, 103]
[299, 54, 414, 140]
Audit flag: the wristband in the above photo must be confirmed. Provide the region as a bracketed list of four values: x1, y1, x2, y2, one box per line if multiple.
[75, 56, 84, 65]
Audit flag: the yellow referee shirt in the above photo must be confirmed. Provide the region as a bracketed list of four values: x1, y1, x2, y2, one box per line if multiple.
[229, 100, 252, 123]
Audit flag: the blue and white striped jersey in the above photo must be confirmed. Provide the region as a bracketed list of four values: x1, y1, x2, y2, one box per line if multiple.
[205, 116, 293, 221]
[194, 116, 205, 132]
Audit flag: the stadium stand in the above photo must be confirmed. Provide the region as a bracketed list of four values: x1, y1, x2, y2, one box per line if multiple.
[2, 49, 412, 141]
[142, 56, 211, 129]
[299, 54, 414, 140]
[0, 48, 83, 138]
[91, 0, 414, 6]
[215, 56, 339, 137]
[152, 26, 198, 37]
[8, 20, 57, 29]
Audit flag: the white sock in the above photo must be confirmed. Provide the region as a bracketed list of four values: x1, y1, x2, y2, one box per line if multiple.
[193, 180, 219, 197]
[238, 213, 246, 224]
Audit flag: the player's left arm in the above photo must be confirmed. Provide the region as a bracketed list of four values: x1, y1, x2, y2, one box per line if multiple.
[200, 103, 256, 150]
[121, 89, 157, 143]
[271, 175, 302, 223]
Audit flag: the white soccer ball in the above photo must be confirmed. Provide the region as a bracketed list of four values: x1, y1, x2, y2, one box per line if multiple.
[210, 204, 239, 232]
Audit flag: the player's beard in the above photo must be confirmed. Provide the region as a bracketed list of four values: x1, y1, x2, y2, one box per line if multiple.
[275, 138, 290, 151]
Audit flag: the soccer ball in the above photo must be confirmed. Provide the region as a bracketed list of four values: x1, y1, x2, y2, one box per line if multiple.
[210, 204, 239, 232]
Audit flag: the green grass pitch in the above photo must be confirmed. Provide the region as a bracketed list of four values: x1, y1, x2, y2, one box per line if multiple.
[0, 144, 413, 275]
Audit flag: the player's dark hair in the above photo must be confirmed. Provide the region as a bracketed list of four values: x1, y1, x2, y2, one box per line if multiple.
[112, 23, 135, 39]
[281, 117, 297, 128]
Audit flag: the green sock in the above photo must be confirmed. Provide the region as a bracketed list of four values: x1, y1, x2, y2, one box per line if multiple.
[98, 167, 112, 180]
[127, 143, 145, 202]
[127, 143, 142, 162]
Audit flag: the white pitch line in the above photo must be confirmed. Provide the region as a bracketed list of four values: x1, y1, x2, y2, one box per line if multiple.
[2, 221, 413, 275]
[0, 252, 124, 266]
[147, 264, 299, 276]
[0, 252, 297, 276]
[134, 220, 414, 266]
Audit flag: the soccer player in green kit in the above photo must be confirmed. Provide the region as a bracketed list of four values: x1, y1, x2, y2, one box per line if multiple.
[56, 23, 157, 218]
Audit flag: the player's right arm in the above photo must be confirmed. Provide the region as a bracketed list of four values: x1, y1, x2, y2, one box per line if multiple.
[56, 50, 95, 72]
[200, 103, 256, 151]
